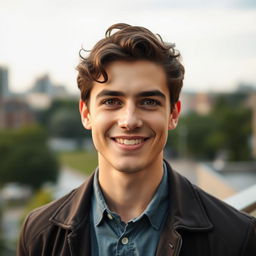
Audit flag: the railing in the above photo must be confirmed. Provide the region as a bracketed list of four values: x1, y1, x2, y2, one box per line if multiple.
[224, 184, 256, 217]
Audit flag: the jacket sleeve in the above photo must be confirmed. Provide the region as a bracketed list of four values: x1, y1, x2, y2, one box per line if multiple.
[17, 214, 30, 256]
[241, 217, 256, 255]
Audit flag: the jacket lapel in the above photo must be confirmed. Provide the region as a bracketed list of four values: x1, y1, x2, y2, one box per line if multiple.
[49, 172, 95, 255]
[67, 220, 91, 256]
[156, 161, 213, 256]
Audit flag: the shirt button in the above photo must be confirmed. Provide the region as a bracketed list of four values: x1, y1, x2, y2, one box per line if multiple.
[121, 237, 129, 245]
[107, 213, 113, 220]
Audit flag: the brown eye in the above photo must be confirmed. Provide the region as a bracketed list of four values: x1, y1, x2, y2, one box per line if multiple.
[102, 98, 122, 106]
[141, 99, 161, 106]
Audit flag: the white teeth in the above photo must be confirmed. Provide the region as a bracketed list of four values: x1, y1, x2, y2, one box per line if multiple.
[115, 138, 143, 145]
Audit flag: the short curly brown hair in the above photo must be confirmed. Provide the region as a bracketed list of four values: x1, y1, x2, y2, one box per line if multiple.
[76, 23, 185, 110]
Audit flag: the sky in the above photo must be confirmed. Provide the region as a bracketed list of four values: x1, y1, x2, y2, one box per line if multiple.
[0, 0, 256, 93]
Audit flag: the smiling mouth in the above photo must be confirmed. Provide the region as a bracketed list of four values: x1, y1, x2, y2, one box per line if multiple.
[116, 138, 143, 145]
[112, 137, 148, 145]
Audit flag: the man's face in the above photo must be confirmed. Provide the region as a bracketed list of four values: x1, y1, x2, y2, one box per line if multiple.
[80, 60, 180, 173]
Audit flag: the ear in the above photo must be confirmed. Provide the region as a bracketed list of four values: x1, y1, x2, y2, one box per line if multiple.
[79, 99, 92, 130]
[168, 100, 181, 130]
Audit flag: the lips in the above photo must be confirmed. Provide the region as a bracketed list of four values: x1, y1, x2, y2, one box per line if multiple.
[115, 138, 143, 145]
[111, 136, 148, 148]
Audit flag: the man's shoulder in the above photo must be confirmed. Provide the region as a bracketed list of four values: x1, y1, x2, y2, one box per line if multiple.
[21, 174, 95, 246]
[169, 164, 255, 229]
[22, 188, 77, 242]
[193, 183, 255, 225]
[29, 189, 75, 221]
[190, 181, 256, 250]
[18, 174, 95, 255]
[170, 169, 256, 254]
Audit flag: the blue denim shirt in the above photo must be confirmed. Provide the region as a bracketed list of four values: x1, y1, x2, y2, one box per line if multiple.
[90, 163, 169, 256]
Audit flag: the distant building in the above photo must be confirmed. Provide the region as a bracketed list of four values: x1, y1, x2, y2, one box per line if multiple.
[30, 74, 53, 95]
[25, 93, 52, 110]
[25, 74, 70, 109]
[237, 82, 256, 93]
[0, 66, 9, 100]
[0, 99, 35, 129]
[52, 84, 68, 97]
[196, 161, 256, 200]
[180, 92, 214, 115]
[30, 74, 68, 97]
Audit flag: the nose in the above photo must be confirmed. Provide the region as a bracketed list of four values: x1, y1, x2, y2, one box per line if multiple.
[118, 103, 143, 130]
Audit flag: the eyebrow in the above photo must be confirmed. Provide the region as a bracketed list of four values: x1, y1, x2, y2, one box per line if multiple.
[96, 89, 166, 100]
[96, 90, 125, 99]
[137, 90, 166, 99]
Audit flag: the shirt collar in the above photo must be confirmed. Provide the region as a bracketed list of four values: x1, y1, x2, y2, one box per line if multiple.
[92, 168, 109, 226]
[141, 162, 169, 230]
[92, 163, 168, 230]
[50, 160, 212, 232]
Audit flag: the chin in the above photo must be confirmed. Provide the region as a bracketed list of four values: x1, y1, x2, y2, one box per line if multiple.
[112, 159, 148, 174]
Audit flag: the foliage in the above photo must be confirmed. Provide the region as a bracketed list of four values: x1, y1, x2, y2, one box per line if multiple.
[48, 109, 85, 139]
[166, 93, 252, 161]
[21, 188, 53, 223]
[36, 99, 91, 139]
[0, 125, 59, 189]
[58, 150, 98, 175]
[36, 99, 79, 126]
[181, 113, 217, 159]
[210, 96, 252, 161]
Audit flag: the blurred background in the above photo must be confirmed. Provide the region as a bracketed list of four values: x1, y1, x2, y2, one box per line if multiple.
[0, 0, 256, 254]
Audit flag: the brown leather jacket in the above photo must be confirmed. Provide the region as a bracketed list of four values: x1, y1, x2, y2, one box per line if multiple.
[17, 161, 256, 255]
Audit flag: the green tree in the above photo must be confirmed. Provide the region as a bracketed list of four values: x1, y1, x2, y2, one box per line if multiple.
[166, 93, 252, 161]
[49, 109, 85, 139]
[173, 112, 218, 159]
[36, 99, 91, 140]
[36, 99, 80, 127]
[211, 96, 252, 161]
[0, 125, 59, 189]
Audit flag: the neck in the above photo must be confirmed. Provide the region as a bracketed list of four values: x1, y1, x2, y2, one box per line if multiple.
[98, 155, 164, 223]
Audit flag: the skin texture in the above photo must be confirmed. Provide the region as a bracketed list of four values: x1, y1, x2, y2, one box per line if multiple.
[80, 60, 180, 222]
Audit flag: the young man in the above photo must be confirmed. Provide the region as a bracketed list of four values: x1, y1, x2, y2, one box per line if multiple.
[18, 24, 256, 255]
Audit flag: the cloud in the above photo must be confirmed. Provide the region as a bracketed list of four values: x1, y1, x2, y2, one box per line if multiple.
[140, 0, 256, 9]
[0, 0, 256, 92]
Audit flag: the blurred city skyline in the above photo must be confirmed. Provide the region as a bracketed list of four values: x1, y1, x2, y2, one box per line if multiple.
[0, 0, 256, 93]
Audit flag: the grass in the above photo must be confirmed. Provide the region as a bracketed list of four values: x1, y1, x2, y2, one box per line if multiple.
[58, 150, 98, 176]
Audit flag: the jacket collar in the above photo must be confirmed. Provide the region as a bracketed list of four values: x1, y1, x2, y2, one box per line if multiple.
[164, 159, 213, 231]
[49, 160, 213, 232]
[49, 171, 95, 230]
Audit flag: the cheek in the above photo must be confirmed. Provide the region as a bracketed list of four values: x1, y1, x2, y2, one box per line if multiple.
[147, 113, 170, 130]
[91, 112, 115, 136]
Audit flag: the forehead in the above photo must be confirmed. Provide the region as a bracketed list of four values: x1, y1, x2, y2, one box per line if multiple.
[91, 60, 169, 97]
